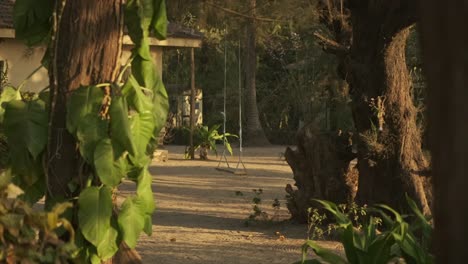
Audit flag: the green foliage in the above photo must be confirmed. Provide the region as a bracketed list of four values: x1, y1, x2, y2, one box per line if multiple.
[0, 179, 76, 263]
[297, 197, 434, 264]
[185, 124, 237, 159]
[13, 0, 53, 46]
[4, 0, 170, 262]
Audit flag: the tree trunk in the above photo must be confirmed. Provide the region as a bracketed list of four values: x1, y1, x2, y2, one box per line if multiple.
[419, 2, 468, 262]
[48, 0, 123, 200]
[347, 12, 430, 214]
[285, 124, 357, 222]
[48, 1, 142, 262]
[243, 0, 269, 146]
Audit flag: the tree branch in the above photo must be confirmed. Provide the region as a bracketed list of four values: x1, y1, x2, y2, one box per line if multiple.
[204, 2, 287, 23]
[313, 32, 349, 55]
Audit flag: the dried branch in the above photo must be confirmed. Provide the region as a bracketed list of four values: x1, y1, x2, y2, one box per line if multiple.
[313, 32, 349, 55]
[204, 2, 287, 23]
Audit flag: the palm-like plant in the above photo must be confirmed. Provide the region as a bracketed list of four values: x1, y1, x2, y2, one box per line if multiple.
[185, 124, 237, 160]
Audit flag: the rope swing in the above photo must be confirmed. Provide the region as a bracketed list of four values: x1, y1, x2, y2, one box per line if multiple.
[216, 40, 247, 175]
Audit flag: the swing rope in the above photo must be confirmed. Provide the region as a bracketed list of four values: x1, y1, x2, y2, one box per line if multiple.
[216, 39, 247, 175]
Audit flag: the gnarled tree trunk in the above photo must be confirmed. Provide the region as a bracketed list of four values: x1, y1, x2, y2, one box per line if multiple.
[285, 124, 357, 222]
[347, 12, 431, 214]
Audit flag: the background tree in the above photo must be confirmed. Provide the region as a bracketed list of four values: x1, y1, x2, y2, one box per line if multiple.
[311, 0, 430, 214]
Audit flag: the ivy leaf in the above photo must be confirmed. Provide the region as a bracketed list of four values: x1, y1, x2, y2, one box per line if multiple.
[151, 0, 167, 40]
[3, 99, 48, 159]
[117, 196, 146, 248]
[94, 138, 126, 187]
[13, 0, 53, 46]
[78, 186, 113, 248]
[67, 86, 105, 134]
[77, 115, 108, 163]
[110, 96, 135, 158]
[130, 112, 155, 164]
[0, 86, 22, 123]
[96, 226, 119, 261]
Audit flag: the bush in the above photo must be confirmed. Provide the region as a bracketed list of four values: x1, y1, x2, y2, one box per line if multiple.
[295, 195, 433, 264]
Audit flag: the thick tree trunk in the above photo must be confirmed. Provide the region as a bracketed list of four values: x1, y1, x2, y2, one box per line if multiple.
[244, 0, 269, 146]
[347, 15, 430, 214]
[285, 124, 357, 222]
[419, 2, 468, 262]
[47, 1, 142, 262]
[48, 0, 123, 199]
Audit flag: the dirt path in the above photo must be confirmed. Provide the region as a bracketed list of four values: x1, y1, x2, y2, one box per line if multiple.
[119, 145, 341, 264]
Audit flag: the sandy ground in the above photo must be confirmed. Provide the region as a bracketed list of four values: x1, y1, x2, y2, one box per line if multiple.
[118, 145, 341, 264]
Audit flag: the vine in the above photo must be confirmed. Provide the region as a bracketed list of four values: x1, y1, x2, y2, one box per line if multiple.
[0, 0, 169, 262]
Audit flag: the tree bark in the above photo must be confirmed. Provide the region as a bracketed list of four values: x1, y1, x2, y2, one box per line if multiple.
[315, 1, 430, 214]
[48, 0, 123, 199]
[243, 0, 269, 146]
[348, 13, 430, 214]
[285, 124, 357, 222]
[419, 2, 468, 262]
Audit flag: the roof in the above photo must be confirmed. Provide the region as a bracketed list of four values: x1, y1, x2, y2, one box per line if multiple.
[0, 0, 202, 40]
[0, 0, 13, 29]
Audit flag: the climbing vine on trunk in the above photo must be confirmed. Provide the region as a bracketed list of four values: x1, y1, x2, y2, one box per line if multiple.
[0, 0, 169, 262]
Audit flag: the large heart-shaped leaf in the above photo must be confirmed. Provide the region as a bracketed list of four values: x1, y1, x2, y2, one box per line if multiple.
[124, 0, 154, 60]
[3, 99, 48, 159]
[67, 85, 105, 134]
[78, 186, 113, 248]
[76, 114, 109, 163]
[121, 75, 153, 113]
[118, 196, 146, 248]
[130, 112, 155, 162]
[94, 138, 127, 187]
[96, 226, 119, 261]
[132, 56, 169, 137]
[13, 0, 53, 46]
[110, 96, 135, 158]
[136, 168, 155, 215]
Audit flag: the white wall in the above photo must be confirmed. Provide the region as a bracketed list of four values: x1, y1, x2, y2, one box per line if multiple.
[0, 39, 48, 92]
[0, 41, 162, 93]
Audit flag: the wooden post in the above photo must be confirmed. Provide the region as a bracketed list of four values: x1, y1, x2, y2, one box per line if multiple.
[189, 48, 196, 160]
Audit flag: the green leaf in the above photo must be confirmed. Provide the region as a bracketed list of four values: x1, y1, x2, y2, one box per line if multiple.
[76, 115, 109, 163]
[4, 99, 48, 159]
[302, 240, 348, 264]
[94, 138, 126, 187]
[67, 85, 105, 134]
[143, 214, 153, 236]
[151, 0, 167, 40]
[130, 112, 155, 163]
[118, 196, 146, 248]
[96, 226, 119, 261]
[124, 0, 154, 59]
[122, 75, 153, 113]
[136, 168, 155, 214]
[110, 96, 135, 158]
[132, 56, 169, 136]
[78, 186, 113, 247]
[13, 0, 53, 46]
[0, 86, 22, 122]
